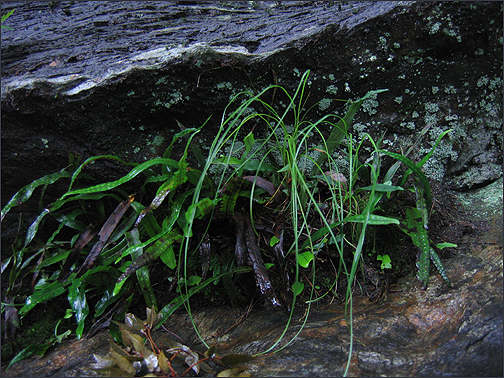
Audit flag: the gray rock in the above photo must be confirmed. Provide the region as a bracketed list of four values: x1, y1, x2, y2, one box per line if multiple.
[1, 1, 502, 211]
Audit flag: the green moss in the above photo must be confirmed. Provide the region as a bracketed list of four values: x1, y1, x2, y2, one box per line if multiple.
[455, 178, 503, 219]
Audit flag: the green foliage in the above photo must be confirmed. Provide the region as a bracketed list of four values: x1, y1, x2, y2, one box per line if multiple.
[2, 70, 455, 374]
[377, 254, 392, 269]
[1, 8, 14, 30]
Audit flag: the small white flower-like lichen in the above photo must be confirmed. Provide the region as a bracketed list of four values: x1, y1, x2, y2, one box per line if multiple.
[318, 98, 333, 112]
[477, 76, 489, 87]
[326, 85, 338, 96]
[444, 85, 457, 94]
[424, 103, 440, 113]
[430, 22, 441, 34]
[361, 93, 380, 115]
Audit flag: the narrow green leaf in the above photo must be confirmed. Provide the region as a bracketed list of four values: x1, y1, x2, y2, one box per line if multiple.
[94, 285, 125, 317]
[118, 231, 182, 282]
[243, 132, 255, 158]
[356, 183, 403, 193]
[212, 157, 242, 165]
[160, 245, 177, 270]
[430, 248, 452, 288]
[413, 176, 429, 229]
[112, 277, 128, 297]
[19, 281, 65, 317]
[344, 214, 399, 225]
[435, 242, 457, 249]
[6, 343, 51, 370]
[62, 158, 175, 198]
[219, 178, 242, 219]
[186, 198, 216, 226]
[127, 229, 157, 311]
[68, 280, 89, 339]
[381, 149, 432, 210]
[137, 266, 157, 312]
[37, 248, 71, 270]
[403, 129, 453, 180]
[24, 209, 51, 247]
[404, 207, 431, 288]
[1, 9, 15, 23]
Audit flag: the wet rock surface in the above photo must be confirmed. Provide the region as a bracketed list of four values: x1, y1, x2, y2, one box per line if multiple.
[2, 180, 502, 377]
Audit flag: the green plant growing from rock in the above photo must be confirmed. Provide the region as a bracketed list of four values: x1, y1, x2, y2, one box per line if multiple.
[1, 9, 14, 30]
[1, 70, 455, 375]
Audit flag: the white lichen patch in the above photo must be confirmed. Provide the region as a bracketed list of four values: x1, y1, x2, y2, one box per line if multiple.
[361, 92, 380, 115]
[318, 98, 332, 112]
[444, 85, 457, 94]
[216, 82, 233, 90]
[400, 121, 416, 130]
[326, 85, 338, 95]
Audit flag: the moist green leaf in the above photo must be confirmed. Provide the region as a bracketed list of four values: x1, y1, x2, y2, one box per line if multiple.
[292, 281, 305, 295]
[297, 251, 314, 268]
[19, 281, 66, 317]
[6, 343, 52, 370]
[68, 279, 89, 339]
[1, 170, 72, 221]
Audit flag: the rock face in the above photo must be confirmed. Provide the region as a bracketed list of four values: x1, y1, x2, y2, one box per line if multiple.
[1, 1, 502, 210]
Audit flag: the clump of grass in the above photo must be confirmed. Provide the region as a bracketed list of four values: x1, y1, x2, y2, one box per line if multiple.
[1, 70, 454, 375]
